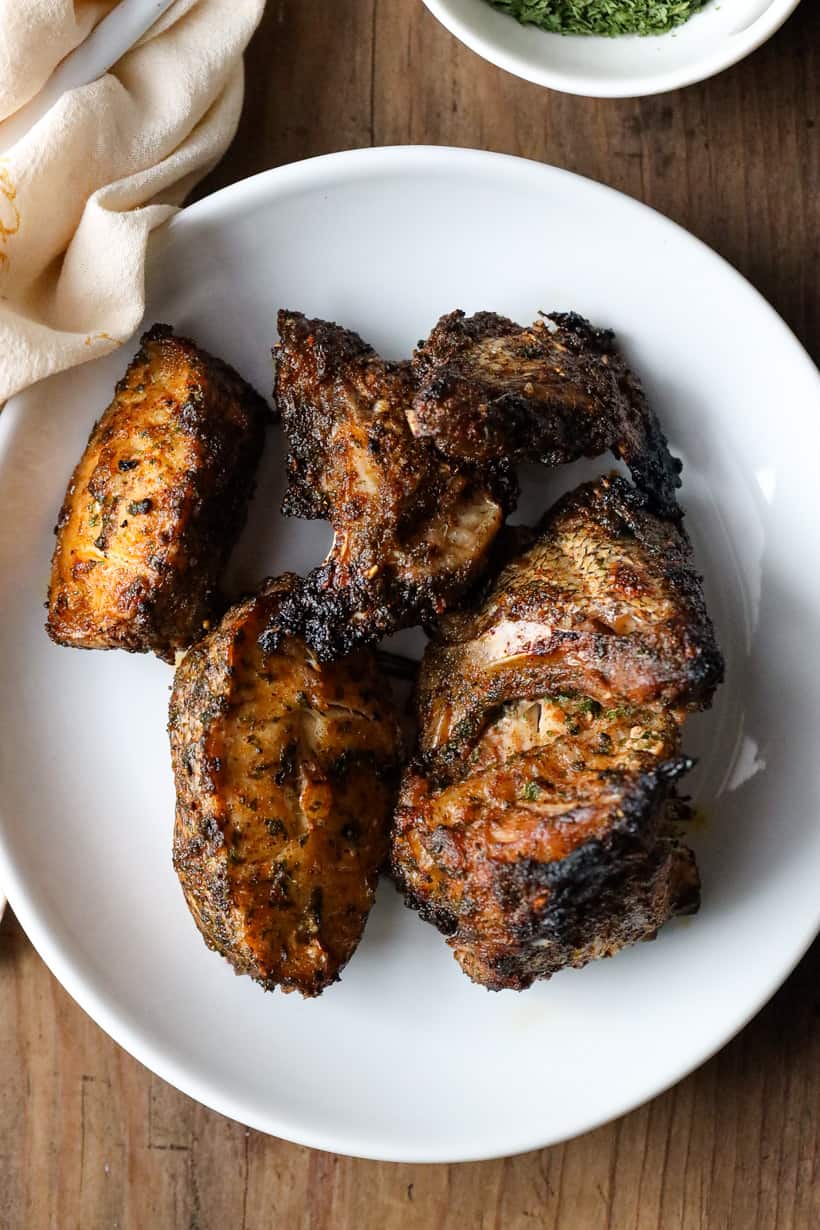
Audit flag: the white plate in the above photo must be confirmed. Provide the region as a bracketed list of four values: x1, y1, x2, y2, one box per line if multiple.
[1, 147, 819, 1163]
[421, 0, 803, 98]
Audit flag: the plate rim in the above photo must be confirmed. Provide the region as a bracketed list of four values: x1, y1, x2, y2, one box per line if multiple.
[1, 144, 819, 1164]
[419, 0, 804, 98]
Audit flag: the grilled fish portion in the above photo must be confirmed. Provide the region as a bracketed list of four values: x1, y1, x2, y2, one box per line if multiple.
[391, 476, 722, 991]
[416, 475, 723, 770]
[411, 310, 681, 517]
[269, 311, 515, 660]
[170, 576, 403, 998]
[47, 324, 267, 662]
[394, 737, 699, 991]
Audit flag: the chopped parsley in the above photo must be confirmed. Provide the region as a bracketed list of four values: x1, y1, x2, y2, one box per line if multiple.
[521, 781, 541, 801]
[486, 0, 709, 36]
[127, 498, 152, 516]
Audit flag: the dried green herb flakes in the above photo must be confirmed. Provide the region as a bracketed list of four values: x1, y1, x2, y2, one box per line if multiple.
[488, 0, 709, 37]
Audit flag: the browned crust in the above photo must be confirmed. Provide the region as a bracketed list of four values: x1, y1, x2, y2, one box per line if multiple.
[392, 754, 699, 991]
[170, 575, 404, 997]
[269, 310, 516, 660]
[411, 310, 682, 517]
[47, 324, 268, 661]
[416, 475, 723, 774]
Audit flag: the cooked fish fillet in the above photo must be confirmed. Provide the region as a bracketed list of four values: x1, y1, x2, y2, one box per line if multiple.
[269, 310, 515, 660]
[47, 324, 267, 662]
[417, 475, 723, 768]
[410, 310, 681, 517]
[394, 737, 699, 991]
[391, 476, 722, 991]
[170, 575, 403, 998]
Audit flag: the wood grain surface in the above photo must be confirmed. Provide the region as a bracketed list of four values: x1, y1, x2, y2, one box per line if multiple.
[2, 2, 818, 1227]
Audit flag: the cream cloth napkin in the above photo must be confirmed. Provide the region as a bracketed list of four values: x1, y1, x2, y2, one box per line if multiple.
[0, 0, 265, 404]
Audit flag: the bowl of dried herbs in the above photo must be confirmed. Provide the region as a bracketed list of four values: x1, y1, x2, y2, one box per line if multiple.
[420, 0, 802, 96]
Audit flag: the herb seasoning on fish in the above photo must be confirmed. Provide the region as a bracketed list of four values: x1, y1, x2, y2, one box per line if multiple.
[488, 0, 709, 36]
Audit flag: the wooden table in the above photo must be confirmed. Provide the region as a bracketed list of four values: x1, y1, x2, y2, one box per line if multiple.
[2, 3, 818, 1226]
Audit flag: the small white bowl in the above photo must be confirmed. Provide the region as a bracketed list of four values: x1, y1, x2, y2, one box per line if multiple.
[420, 0, 803, 97]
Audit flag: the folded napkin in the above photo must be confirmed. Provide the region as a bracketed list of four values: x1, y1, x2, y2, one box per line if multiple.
[0, 0, 265, 404]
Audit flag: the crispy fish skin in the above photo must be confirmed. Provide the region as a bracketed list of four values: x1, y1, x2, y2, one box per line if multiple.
[410, 310, 682, 517]
[391, 476, 721, 991]
[47, 324, 267, 662]
[269, 310, 515, 660]
[170, 576, 403, 998]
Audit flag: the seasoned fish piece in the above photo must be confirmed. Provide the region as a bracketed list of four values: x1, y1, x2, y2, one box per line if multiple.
[417, 475, 723, 769]
[411, 310, 681, 517]
[170, 576, 403, 998]
[393, 731, 699, 991]
[47, 324, 267, 661]
[391, 476, 722, 991]
[268, 310, 515, 660]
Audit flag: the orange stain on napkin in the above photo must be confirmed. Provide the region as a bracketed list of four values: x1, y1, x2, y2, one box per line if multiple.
[0, 164, 20, 268]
